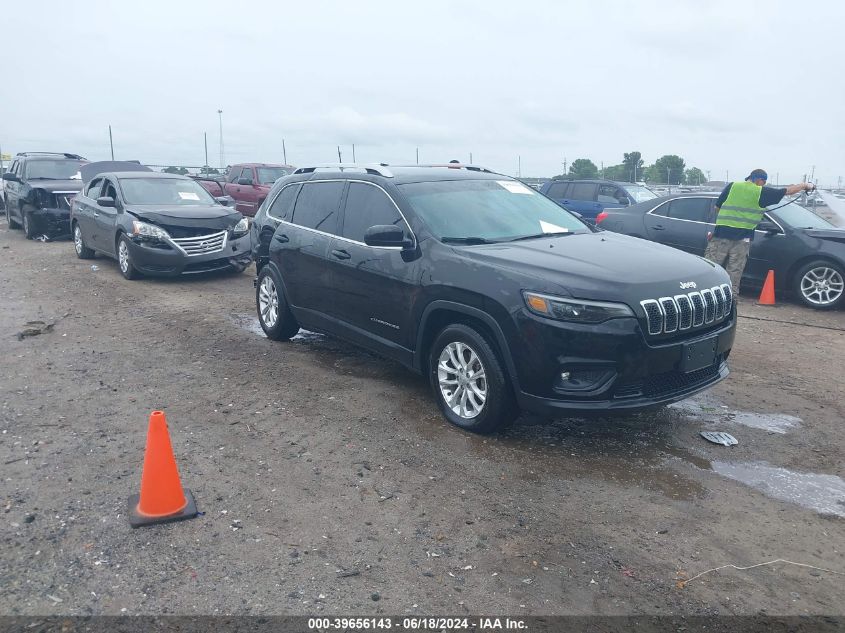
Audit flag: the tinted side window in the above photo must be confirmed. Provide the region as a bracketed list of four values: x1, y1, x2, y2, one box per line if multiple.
[597, 184, 626, 204]
[545, 182, 570, 198]
[651, 201, 670, 217]
[342, 183, 404, 243]
[569, 183, 597, 200]
[87, 178, 103, 199]
[9, 160, 19, 176]
[291, 181, 344, 235]
[268, 184, 300, 221]
[667, 198, 711, 222]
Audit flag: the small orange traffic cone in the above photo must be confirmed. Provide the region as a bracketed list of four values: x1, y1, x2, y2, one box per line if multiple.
[758, 269, 776, 305]
[128, 411, 198, 528]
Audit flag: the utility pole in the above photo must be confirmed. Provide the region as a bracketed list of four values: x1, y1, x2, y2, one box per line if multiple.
[204, 132, 208, 171]
[217, 110, 225, 169]
[562, 156, 567, 175]
[415, 148, 419, 164]
[601, 161, 604, 179]
[518, 155, 522, 178]
[282, 139, 287, 165]
[775, 172, 779, 186]
[0, 140, 5, 172]
[706, 170, 711, 183]
[469, 152, 473, 164]
[726, 170, 729, 183]
[810, 165, 815, 182]
[337, 146, 342, 163]
[109, 125, 114, 160]
[352, 144, 356, 163]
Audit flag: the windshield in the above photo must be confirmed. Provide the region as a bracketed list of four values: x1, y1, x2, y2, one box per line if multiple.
[24, 159, 86, 180]
[399, 179, 589, 242]
[257, 167, 290, 184]
[119, 178, 217, 206]
[770, 202, 835, 230]
[623, 184, 658, 203]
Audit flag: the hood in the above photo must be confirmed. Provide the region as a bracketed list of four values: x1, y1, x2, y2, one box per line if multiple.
[456, 231, 729, 302]
[127, 205, 242, 230]
[30, 179, 84, 193]
[80, 161, 151, 183]
[804, 228, 845, 244]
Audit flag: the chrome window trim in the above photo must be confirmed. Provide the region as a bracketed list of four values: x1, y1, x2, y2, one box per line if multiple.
[646, 196, 716, 224]
[754, 212, 786, 236]
[270, 178, 418, 251]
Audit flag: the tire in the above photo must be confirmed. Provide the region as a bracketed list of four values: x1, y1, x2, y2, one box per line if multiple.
[117, 234, 141, 280]
[6, 205, 20, 229]
[428, 323, 517, 433]
[256, 265, 299, 340]
[72, 222, 95, 259]
[794, 260, 845, 310]
[21, 207, 36, 239]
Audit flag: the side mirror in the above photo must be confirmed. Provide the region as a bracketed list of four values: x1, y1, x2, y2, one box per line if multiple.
[2, 172, 18, 182]
[364, 224, 413, 249]
[757, 220, 780, 235]
[618, 198, 630, 206]
[96, 196, 116, 208]
[237, 177, 254, 186]
[215, 196, 231, 206]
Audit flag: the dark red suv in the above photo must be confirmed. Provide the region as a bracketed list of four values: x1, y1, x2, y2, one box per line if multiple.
[223, 163, 294, 216]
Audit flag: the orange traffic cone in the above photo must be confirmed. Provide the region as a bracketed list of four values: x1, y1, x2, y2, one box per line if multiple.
[758, 270, 776, 305]
[128, 411, 198, 528]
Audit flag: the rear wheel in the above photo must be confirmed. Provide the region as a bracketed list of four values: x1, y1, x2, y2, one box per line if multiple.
[117, 235, 141, 280]
[256, 265, 299, 340]
[429, 323, 517, 433]
[795, 260, 844, 309]
[73, 223, 95, 259]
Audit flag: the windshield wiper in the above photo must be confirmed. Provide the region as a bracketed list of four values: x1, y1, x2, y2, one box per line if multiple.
[506, 231, 574, 242]
[440, 236, 498, 244]
[26, 177, 59, 180]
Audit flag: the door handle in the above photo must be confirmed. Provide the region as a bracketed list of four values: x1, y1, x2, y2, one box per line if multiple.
[652, 224, 665, 230]
[274, 233, 289, 243]
[93, 212, 100, 217]
[331, 249, 351, 260]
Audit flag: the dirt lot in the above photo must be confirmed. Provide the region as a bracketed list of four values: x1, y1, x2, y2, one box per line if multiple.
[1, 221, 843, 617]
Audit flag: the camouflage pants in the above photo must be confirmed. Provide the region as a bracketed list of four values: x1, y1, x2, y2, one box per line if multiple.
[704, 237, 751, 293]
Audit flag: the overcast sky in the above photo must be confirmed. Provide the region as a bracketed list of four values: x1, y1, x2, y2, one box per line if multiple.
[2, 0, 842, 185]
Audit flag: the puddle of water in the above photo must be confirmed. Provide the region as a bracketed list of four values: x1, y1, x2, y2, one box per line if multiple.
[712, 461, 845, 518]
[230, 313, 265, 336]
[669, 396, 801, 434]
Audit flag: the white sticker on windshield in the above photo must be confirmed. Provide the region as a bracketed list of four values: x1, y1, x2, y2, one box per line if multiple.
[539, 220, 569, 233]
[178, 192, 200, 201]
[497, 180, 534, 195]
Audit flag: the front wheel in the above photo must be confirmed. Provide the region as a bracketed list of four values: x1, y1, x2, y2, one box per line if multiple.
[429, 323, 517, 433]
[6, 205, 20, 229]
[73, 223, 95, 259]
[256, 265, 299, 340]
[794, 260, 845, 309]
[117, 235, 141, 280]
[22, 207, 36, 239]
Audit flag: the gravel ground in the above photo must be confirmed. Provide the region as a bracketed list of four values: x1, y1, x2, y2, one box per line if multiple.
[0, 220, 843, 617]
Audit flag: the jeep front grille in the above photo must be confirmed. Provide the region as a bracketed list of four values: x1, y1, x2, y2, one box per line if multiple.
[640, 284, 732, 336]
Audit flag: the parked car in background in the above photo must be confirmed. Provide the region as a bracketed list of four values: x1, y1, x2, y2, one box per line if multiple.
[190, 175, 236, 207]
[2, 152, 87, 238]
[597, 193, 845, 309]
[539, 178, 657, 221]
[70, 162, 251, 280]
[223, 163, 295, 216]
[254, 163, 735, 433]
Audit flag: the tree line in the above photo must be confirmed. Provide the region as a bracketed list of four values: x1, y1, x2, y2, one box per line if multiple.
[557, 152, 707, 186]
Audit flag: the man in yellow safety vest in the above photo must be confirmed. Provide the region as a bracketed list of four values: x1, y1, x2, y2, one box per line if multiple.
[704, 169, 814, 293]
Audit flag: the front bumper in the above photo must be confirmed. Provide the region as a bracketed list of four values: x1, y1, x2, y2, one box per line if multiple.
[510, 308, 736, 416]
[126, 233, 252, 277]
[30, 207, 71, 239]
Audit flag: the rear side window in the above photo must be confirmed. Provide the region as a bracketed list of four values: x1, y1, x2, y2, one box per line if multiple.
[267, 184, 300, 221]
[597, 184, 627, 204]
[342, 182, 404, 243]
[291, 181, 344, 235]
[569, 183, 597, 201]
[667, 198, 712, 222]
[545, 182, 570, 198]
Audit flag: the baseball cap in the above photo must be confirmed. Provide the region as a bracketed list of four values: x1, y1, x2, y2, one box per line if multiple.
[745, 169, 768, 182]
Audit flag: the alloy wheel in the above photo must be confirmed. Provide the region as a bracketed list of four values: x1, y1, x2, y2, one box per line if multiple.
[800, 266, 844, 306]
[118, 239, 130, 273]
[74, 226, 84, 255]
[258, 276, 279, 328]
[437, 341, 488, 419]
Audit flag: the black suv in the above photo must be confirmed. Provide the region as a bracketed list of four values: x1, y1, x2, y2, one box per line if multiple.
[251, 164, 736, 433]
[2, 152, 88, 238]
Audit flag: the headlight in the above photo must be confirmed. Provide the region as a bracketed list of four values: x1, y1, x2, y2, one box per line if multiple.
[131, 220, 170, 241]
[523, 291, 634, 323]
[233, 217, 248, 235]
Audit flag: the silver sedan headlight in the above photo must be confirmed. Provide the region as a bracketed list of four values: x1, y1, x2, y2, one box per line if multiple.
[131, 220, 170, 241]
[233, 217, 248, 236]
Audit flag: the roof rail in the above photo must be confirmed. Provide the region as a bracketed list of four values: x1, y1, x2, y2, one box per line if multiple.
[293, 163, 394, 178]
[393, 163, 497, 174]
[16, 152, 86, 160]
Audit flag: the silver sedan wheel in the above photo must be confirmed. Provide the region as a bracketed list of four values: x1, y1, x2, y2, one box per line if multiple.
[118, 239, 130, 273]
[74, 226, 84, 255]
[437, 341, 487, 419]
[258, 276, 279, 328]
[800, 266, 844, 306]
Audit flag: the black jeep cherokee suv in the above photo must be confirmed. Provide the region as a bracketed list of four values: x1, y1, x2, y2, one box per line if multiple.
[2, 152, 87, 239]
[251, 164, 736, 433]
